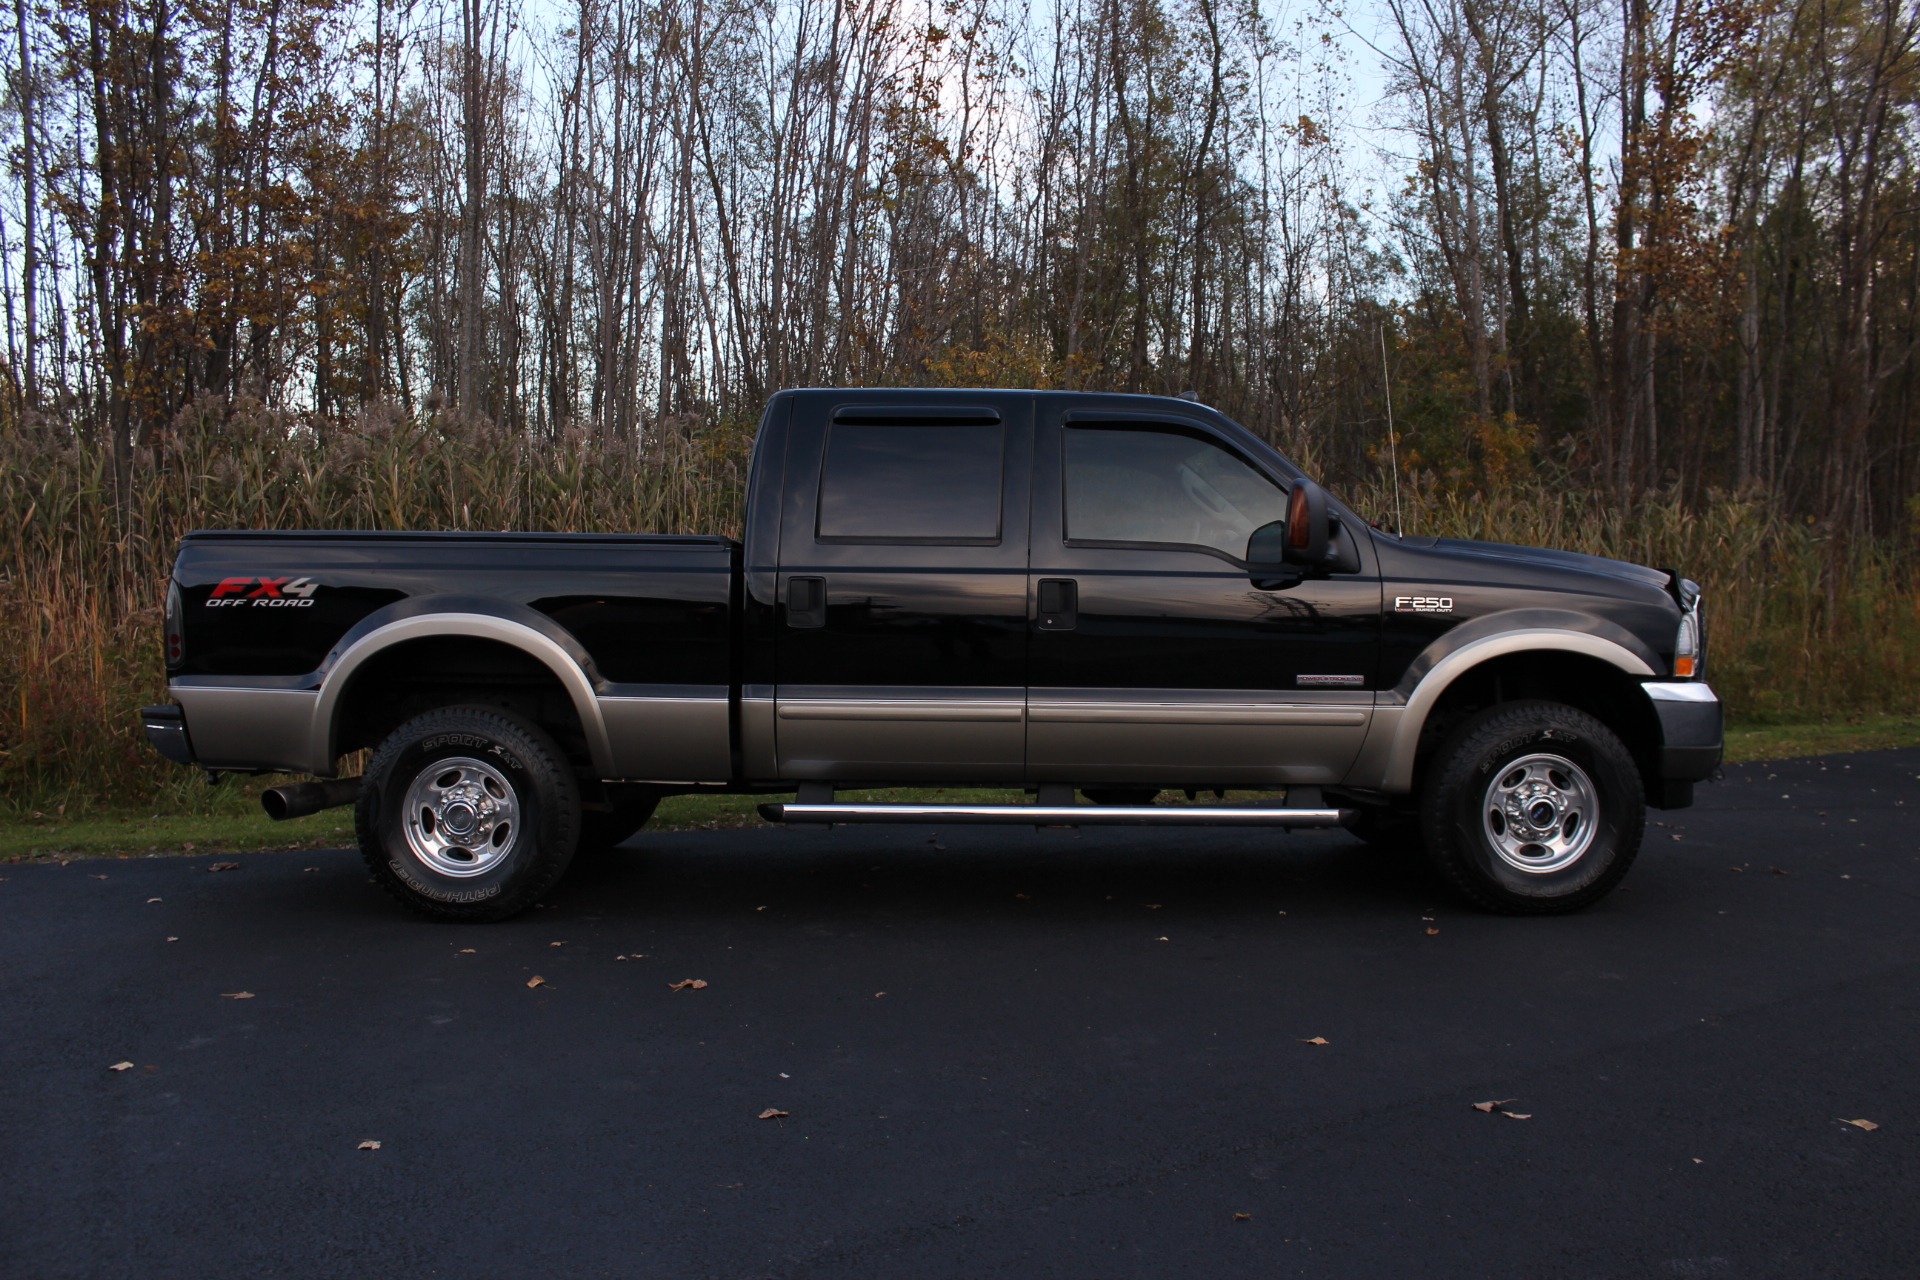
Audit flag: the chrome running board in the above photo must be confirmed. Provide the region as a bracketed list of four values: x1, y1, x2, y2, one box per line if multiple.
[759, 802, 1352, 828]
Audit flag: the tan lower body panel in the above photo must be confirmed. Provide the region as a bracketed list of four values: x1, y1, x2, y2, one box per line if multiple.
[599, 687, 731, 782]
[775, 687, 1024, 782]
[1026, 689, 1372, 786]
[172, 685, 323, 773]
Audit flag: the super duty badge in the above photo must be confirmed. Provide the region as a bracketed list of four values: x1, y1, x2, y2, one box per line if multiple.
[1394, 595, 1454, 613]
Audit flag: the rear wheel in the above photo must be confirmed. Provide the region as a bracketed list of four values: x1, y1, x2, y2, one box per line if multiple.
[356, 705, 581, 922]
[1420, 700, 1643, 914]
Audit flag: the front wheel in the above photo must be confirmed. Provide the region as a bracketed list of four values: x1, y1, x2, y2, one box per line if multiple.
[1420, 700, 1644, 914]
[356, 706, 581, 922]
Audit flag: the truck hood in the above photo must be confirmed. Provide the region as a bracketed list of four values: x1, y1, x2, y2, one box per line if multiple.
[1422, 537, 1674, 594]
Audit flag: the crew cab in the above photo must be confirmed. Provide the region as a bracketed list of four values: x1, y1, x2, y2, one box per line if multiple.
[141, 388, 1722, 919]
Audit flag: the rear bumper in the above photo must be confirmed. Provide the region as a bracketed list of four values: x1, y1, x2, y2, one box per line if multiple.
[140, 703, 197, 766]
[1643, 680, 1723, 783]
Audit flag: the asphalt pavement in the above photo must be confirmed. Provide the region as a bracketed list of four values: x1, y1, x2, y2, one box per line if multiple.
[3, 750, 1918, 1279]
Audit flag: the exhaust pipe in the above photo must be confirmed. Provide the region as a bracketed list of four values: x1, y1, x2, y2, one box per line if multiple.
[261, 778, 363, 822]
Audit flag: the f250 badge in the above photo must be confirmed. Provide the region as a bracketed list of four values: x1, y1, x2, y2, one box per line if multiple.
[1394, 595, 1454, 614]
[205, 577, 320, 608]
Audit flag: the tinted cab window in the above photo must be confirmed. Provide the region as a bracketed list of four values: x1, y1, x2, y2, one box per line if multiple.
[818, 423, 1004, 543]
[1065, 426, 1287, 562]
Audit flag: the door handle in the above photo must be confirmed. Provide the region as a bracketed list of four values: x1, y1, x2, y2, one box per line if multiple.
[1037, 578, 1078, 631]
[787, 576, 826, 629]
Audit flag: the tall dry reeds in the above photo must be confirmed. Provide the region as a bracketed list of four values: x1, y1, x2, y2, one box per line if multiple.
[3, 407, 1915, 813]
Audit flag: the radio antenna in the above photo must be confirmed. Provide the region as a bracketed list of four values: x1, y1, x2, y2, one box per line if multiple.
[1379, 322, 1403, 535]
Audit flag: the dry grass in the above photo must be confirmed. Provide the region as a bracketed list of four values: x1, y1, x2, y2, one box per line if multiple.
[4, 406, 1916, 813]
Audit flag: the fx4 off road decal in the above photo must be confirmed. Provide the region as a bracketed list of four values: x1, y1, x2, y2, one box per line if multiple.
[204, 577, 321, 608]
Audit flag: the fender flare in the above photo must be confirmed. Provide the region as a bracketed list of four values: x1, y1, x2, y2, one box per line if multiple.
[1373, 622, 1657, 793]
[311, 608, 615, 775]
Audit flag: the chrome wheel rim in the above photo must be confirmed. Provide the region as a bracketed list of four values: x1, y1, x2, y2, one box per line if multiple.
[1480, 752, 1598, 874]
[402, 756, 520, 878]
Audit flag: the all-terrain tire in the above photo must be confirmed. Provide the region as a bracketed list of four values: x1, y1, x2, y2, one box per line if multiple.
[356, 705, 581, 922]
[1420, 700, 1644, 915]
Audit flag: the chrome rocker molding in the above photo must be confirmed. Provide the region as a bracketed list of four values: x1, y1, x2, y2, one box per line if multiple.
[1358, 628, 1658, 795]
[760, 801, 1352, 828]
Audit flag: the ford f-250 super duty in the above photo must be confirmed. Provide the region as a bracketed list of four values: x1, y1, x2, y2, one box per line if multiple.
[141, 388, 1722, 921]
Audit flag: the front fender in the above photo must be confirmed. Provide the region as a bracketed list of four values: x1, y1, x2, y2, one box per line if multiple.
[1354, 610, 1659, 794]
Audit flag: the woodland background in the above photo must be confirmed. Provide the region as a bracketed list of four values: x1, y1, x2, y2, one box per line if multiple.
[1, 0, 1917, 810]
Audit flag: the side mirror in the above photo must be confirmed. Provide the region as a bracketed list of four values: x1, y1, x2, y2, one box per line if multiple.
[1247, 480, 1330, 583]
[1282, 478, 1330, 564]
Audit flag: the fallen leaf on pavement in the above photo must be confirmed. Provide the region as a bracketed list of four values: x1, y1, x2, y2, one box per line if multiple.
[1233, 1212, 1252, 1222]
[207, 861, 239, 872]
[1771, 867, 1789, 875]
[1471, 1098, 1518, 1112]
[303, 867, 318, 873]
[165, 936, 178, 942]
[1692, 1158, 1704, 1164]
[526, 976, 547, 989]
[89, 874, 108, 880]
[146, 897, 162, 904]
[1426, 927, 1440, 936]
[874, 991, 887, 998]
[668, 979, 708, 991]
[109, 1061, 134, 1072]
[1301, 1036, 1330, 1046]
[457, 948, 476, 955]
[1015, 893, 1030, 901]
[221, 991, 254, 999]
[357, 1140, 382, 1151]
[1145, 903, 1163, 909]
[549, 941, 567, 947]
[1841, 1118, 1880, 1131]
[1156, 936, 1169, 942]
[757, 1108, 789, 1120]
[1501, 1111, 1532, 1120]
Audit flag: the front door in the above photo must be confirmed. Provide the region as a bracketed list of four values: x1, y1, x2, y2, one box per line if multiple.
[1027, 403, 1381, 787]
[774, 393, 1032, 782]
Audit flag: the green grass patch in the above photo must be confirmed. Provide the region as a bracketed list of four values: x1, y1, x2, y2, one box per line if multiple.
[1723, 715, 1920, 763]
[0, 805, 355, 862]
[10, 719, 1919, 862]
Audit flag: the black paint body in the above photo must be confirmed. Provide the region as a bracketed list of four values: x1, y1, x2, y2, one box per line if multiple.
[166, 388, 1717, 793]
[173, 532, 735, 688]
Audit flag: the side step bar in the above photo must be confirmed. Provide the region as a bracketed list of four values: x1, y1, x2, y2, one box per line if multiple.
[759, 802, 1352, 828]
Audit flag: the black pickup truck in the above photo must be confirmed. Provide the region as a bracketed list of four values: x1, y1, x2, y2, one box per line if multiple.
[142, 388, 1721, 920]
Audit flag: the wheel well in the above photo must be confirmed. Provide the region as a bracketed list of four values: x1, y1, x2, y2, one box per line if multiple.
[331, 636, 593, 771]
[1411, 651, 1660, 791]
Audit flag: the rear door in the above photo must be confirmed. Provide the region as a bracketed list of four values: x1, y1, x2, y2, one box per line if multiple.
[1027, 402, 1380, 786]
[773, 393, 1032, 781]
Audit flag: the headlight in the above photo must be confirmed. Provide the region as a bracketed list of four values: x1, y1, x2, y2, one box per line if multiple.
[1673, 580, 1702, 678]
